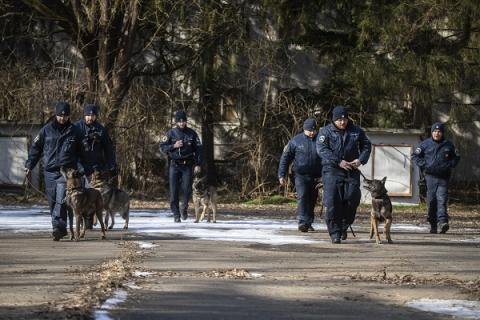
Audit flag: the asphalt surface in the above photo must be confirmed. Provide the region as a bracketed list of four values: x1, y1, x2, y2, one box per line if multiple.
[0, 209, 479, 320]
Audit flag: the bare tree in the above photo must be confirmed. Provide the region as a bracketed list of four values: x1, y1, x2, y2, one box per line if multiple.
[20, 0, 194, 132]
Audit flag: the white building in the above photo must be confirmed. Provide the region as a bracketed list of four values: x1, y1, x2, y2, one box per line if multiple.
[360, 128, 423, 205]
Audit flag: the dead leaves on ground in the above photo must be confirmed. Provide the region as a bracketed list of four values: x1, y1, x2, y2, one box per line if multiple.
[156, 268, 262, 280]
[349, 270, 480, 299]
[198, 268, 260, 279]
[48, 241, 144, 319]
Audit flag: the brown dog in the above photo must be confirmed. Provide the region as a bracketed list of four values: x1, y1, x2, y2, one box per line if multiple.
[192, 173, 218, 223]
[62, 168, 106, 241]
[90, 170, 130, 230]
[363, 176, 393, 244]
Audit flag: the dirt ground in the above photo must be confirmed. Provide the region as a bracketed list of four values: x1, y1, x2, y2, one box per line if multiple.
[0, 202, 479, 319]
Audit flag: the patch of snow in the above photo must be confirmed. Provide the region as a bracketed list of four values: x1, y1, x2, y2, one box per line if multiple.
[454, 237, 480, 244]
[391, 224, 429, 232]
[133, 271, 154, 277]
[135, 241, 157, 249]
[250, 272, 264, 278]
[94, 289, 128, 320]
[406, 298, 480, 319]
[2, 208, 478, 245]
[0, 208, 325, 245]
[124, 281, 142, 290]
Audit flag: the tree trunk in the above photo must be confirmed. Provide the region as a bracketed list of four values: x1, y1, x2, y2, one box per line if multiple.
[201, 104, 216, 186]
[198, 42, 217, 185]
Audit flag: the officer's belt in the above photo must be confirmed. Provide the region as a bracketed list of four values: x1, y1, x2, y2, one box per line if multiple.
[173, 159, 193, 166]
[324, 167, 360, 179]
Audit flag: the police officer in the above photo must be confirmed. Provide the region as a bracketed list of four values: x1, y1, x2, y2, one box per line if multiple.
[316, 106, 371, 243]
[160, 111, 202, 222]
[278, 119, 322, 232]
[75, 103, 117, 228]
[24, 102, 82, 241]
[75, 103, 117, 181]
[412, 122, 460, 234]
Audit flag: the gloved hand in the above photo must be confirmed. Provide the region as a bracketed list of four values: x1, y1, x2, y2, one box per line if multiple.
[194, 166, 201, 175]
[173, 140, 183, 148]
[349, 159, 361, 168]
[339, 160, 353, 170]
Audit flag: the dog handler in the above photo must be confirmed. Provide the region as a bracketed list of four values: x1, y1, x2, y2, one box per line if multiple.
[412, 122, 460, 234]
[75, 103, 117, 181]
[25, 102, 83, 241]
[75, 103, 118, 228]
[316, 106, 371, 243]
[160, 111, 202, 222]
[278, 119, 323, 232]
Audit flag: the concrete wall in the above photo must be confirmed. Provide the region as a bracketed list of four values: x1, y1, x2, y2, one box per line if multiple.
[0, 122, 42, 189]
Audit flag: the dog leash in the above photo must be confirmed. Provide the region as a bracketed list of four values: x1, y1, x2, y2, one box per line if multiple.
[22, 175, 29, 202]
[349, 225, 356, 237]
[23, 174, 48, 198]
[356, 169, 368, 180]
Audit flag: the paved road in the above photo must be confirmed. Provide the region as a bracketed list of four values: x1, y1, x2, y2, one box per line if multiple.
[0, 212, 479, 319]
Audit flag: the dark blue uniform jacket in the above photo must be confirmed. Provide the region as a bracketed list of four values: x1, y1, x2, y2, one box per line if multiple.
[278, 132, 322, 178]
[25, 120, 82, 172]
[412, 138, 460, 178]
[74, 119, 117, 176]
[316, 123, 371, 173]
[160, 127, 202, 165]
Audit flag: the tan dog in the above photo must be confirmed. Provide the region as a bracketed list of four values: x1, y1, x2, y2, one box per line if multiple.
[90, 170, 130, 230]
[62, 168, 106, 241]
[192, 173, 218, 223]
[363, 177, 393, 244]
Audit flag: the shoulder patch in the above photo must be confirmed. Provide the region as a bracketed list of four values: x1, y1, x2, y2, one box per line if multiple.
[415, 147, 422, 155]
[161, 135, 168, 142]
[319, 135, 326, 143]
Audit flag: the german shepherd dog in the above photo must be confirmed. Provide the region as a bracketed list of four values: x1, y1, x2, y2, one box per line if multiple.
[61, 168, 106, 241]
[363, 176, 393, 244]
[192, 172, 218, 223]
[90, 170, 130, 230]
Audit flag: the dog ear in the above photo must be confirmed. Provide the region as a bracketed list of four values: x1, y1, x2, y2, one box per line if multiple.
[381, 176, 387, 184]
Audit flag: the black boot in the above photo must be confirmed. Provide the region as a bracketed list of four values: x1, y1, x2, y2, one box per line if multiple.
[439, 222, 449, 234]
[298, 224, 309, 233]
[52, 228, 68, 241]
[331, 233, 341, 244]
